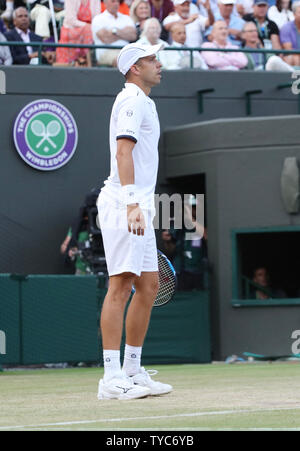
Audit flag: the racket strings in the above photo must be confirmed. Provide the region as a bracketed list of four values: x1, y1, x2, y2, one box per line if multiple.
[155, 253, 176, 306]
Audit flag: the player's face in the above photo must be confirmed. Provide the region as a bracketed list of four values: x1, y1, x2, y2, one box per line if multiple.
[136, 54, 162, 87]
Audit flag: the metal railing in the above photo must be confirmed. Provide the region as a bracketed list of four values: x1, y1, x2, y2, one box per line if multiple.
[0, 40, 300, 69]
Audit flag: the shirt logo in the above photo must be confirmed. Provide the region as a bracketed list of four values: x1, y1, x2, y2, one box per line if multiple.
[13, 99, 78, 171]
[126, 110, 133, 117]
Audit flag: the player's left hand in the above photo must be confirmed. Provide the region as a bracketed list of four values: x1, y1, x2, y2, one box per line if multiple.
[127, 205, 146, 236]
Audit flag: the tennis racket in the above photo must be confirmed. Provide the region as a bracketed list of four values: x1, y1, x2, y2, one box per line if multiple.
[132, 250, 177, 307]
[155, 250, 177, 307]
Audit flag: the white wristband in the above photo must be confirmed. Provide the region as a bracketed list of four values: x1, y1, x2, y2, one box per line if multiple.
[122, 184, 139, 205]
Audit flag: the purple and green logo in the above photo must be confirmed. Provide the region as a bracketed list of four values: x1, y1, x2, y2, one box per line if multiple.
[13, 99, 78, 171]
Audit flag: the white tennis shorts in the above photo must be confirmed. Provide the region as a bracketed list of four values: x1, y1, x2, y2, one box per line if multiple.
[97, 193, 158, 277]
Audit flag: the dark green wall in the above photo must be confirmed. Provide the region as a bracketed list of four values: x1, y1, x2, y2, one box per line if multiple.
[0, 274, 211, 365]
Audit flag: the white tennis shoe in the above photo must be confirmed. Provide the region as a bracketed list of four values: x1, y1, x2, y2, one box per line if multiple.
[131, 367, 173, 396]
[98, 371, 151, 400]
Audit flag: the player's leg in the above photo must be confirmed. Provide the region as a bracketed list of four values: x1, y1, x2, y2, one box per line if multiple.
[125, 271, 159, 348]
[98, 272, 151, 400]
[123, 271, 173, 395]
[101, 272, 134, 351]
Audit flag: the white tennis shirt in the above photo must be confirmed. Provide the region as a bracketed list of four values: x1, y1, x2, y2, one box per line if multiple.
[101, 82, 160, 211]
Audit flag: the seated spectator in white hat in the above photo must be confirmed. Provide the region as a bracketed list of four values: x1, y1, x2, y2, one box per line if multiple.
[242, 21, 294, 71]
[201, 20, 248, 69]
[163, 0, 214, 48]
[280, 0, 300, 66]
[162, 21, 208, 68]
[268, 0, 294, 30]
[243, 0, 281, 50]
[92, 0, 136, 66]
[0, 30, 12, 64]
[206, 0, 245, 46]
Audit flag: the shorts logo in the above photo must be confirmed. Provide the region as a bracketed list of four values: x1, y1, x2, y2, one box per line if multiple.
[126, 110, 133, 117]
[13, 99, 78, 171]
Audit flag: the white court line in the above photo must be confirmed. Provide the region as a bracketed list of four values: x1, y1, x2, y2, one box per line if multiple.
[1, 406, 300, 430]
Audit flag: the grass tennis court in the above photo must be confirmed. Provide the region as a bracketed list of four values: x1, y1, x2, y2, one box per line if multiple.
[1, 362, 300, 431]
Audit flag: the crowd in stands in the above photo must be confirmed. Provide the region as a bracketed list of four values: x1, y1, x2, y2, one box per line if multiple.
[0, 0, 300, 70]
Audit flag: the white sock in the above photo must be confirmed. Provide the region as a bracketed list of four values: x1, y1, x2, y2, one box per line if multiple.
[6, 1, 13, 10]
[122, 344, 142, 377]
[103, 350, 121, 381]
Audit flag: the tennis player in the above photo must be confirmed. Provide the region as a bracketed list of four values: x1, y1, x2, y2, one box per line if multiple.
[97, 43, 173, 400]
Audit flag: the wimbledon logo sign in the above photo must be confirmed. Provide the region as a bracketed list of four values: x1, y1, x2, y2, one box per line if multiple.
[13, 99, 78, 171]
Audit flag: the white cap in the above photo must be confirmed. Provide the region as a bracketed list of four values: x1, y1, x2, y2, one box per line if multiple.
[117, 42, 164, 76]
[174, 0, 191, 4]
[218, 0, 236, 4]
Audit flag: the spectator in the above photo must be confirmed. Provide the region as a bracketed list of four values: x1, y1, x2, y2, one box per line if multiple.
[173, 202, 208, 291]
[137, 17, 175, 66]
[1, 0, 26, 20]
[197, 0, 220, 16]
[149, 0, 174, 24]
[163, 21, 208, 68]
[0, 18, 6, 33]
[137, 16, 166, 44]
[243, 0, 281, 50]
[26, 0, 65, 39]
[242, 20, 294, 70]
[0, 31, 12, 64]
[280, 0, 300, 66]
[268, 0, 294, 30]
[201, 20, 248, 69]
[1, 0, 14, 20]
[161, 229, 176, 262]
[130, 0, 151, 39]
[101, 0, 130, 15]
[236, 0, 254, 17]
[250, 267, 287, 299]
[163, 0, 214, 48]
[56, 0, 100, 66]
[206, 0, 245, 46]
[92, 0, 136, 66]
[5, 7, 51, 64]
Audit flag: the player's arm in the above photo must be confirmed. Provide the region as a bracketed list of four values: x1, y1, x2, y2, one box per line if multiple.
[116, 138, 146, 236]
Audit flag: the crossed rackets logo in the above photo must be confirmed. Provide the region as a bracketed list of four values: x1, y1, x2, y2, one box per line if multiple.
[26, 113, 65, 157]
[31, 119, 61, 151]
